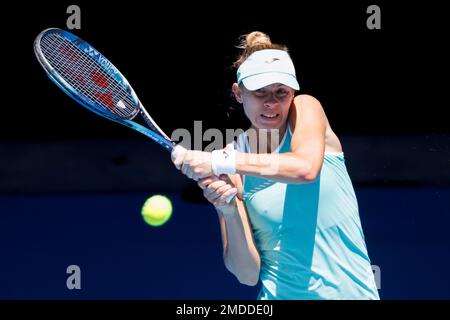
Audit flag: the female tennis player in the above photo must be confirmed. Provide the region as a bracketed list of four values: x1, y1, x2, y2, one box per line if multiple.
[171, 31, 379, 300]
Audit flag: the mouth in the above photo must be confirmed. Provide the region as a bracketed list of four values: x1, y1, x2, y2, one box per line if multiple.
[261, 113, 280, 119]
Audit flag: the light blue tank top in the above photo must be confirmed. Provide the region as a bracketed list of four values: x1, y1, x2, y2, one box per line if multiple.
[236, 127, 379, 300]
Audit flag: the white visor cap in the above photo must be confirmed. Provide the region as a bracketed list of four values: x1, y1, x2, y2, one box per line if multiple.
[236, 49, 300, 91]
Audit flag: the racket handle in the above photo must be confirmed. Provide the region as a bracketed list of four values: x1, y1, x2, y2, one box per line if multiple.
[225, 191, 237, 204]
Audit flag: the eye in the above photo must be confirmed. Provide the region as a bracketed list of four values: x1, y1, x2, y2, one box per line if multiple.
[254, 88, 266, 96]
[276, 88, 289, 96]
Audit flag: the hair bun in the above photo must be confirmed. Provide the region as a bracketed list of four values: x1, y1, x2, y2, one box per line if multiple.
[234, 31, 286, 68]
[242, 31, 272, 48]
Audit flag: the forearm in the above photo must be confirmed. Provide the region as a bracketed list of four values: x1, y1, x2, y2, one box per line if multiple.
[236, 152, 315, 184]
[216, 202, 260, 286]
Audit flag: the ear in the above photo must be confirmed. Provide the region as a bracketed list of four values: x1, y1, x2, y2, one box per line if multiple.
[232, 83, 243, 103]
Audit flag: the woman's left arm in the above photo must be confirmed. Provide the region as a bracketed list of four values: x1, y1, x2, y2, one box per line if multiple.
[236, 94, 326, 184]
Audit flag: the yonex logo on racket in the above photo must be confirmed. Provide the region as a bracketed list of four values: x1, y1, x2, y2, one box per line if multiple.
[84, 46, 99, 57]
[84, 47, 119, 75]
[98, 56, 118, 74]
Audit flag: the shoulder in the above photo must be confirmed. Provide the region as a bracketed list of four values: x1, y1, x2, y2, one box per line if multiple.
[289, 94, 327, 130]
[293, 94, 323, 110]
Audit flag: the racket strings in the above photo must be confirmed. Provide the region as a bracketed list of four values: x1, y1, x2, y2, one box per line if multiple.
[40, 34, 134, 118]
[40, 33, 138, 119]
[40, 34, 135, 118]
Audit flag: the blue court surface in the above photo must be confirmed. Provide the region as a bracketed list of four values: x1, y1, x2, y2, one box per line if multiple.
[1, 186, 449, 300]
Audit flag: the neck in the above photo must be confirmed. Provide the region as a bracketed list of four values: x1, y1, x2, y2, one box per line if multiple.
[249, 122, 288, 153]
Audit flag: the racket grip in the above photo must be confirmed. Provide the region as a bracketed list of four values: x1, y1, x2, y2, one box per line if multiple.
[225, 191, 237, 204]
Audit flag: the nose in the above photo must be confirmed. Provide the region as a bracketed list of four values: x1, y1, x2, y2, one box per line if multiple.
[263, 94, 278, 109]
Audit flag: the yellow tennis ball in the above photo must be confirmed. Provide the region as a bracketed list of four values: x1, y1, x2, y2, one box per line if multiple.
[141, 195, 173, 227]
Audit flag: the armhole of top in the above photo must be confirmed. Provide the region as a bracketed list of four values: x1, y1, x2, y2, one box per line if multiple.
[235, 132, 246, 191]
[236, 131, 247, 153]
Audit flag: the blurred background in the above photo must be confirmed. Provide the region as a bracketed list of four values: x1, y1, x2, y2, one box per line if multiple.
[0, 1, 449, 299]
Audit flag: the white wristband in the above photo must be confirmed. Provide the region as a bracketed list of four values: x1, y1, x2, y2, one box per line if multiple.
[211, 147, 237, 175]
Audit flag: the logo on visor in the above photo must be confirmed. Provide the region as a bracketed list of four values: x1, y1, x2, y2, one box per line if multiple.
[264, 58, 280, 64]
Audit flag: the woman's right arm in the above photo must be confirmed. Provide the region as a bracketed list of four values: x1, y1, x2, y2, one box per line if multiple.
[198, 175, 260, 286]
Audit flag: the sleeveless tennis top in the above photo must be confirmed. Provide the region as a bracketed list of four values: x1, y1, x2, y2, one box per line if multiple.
[235, 127, 379, 300]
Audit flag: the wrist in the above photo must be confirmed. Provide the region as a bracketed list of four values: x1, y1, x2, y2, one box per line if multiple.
[211, 148, 237, 175]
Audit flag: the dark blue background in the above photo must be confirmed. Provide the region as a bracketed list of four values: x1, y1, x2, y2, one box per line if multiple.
[1, 187, 449, 299]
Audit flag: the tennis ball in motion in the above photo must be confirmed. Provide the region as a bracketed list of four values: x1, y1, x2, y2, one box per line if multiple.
[141, 195, 173, 227]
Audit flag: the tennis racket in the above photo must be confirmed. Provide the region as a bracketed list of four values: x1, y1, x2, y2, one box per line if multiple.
[34, 28, 236, 202]
[34, 28, 173, 151]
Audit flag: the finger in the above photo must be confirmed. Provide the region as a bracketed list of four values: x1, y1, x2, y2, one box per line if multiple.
[171, 144, 187, 161]
[181, 163, 187, 175]
[216, 183, 233, 197]
[205, 189, 220, 203]
[171, 145, 187, 170]
[208, 183, 232, 202]
[198, 178, 212, 189]
[206, 185, 230, 203]
[198, 176, 219, 189]
[204, 180, 227, 196]
[214, 187, 238, 206]
[222, 188, 238, 203]
[186, 167, 194, 180]
[173, 156, 184, 170]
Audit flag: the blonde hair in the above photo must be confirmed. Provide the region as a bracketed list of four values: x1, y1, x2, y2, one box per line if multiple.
[233, 31, 288, 69]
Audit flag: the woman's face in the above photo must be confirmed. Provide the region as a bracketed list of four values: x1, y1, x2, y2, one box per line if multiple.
[233, 83, 295, 130]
